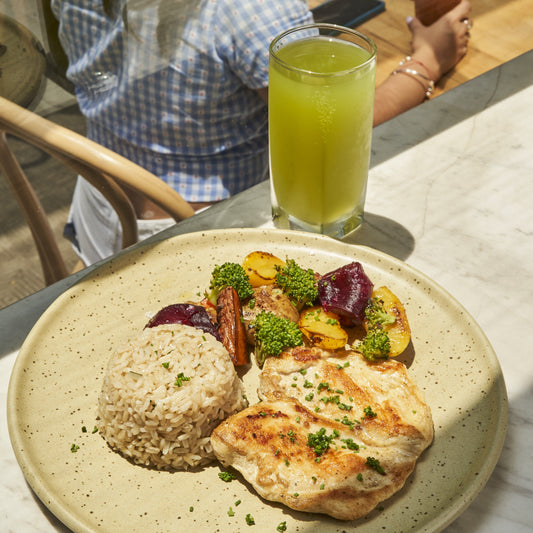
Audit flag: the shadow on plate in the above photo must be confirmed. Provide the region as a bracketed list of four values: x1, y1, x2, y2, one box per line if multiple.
[342, 212, 415, 262]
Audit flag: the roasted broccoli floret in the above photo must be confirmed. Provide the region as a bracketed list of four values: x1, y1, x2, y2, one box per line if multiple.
[353, 297, 395, 361]
[353, 328, 391, 361]
[275, 259, 318, 307]
[252, 311, 303, 366]
[207, 262, 254, 305]
[364, 297, 396, 328]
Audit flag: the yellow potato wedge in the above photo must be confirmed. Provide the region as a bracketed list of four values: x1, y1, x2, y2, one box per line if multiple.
[299, 306, 348, 351]
[242, 251, 285, 287]
[364, 286, 411, 357]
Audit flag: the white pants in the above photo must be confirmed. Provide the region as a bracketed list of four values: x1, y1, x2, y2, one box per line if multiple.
[65, 177, 175, 266]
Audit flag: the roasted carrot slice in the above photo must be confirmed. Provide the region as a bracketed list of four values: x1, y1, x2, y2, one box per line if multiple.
[216, 286, 249, 366]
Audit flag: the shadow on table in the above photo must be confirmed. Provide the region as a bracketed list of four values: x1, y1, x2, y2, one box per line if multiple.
[342, 212, 415, 262]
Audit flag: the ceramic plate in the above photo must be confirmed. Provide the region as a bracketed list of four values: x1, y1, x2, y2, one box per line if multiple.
[7, 228, 507, 533]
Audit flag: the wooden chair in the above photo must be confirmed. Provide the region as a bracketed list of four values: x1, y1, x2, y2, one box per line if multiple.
[0, 95, 195, 285]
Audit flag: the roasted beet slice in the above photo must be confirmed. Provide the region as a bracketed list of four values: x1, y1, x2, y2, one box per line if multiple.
[317, 262, 373, 325]
[145, 303, 221, 341]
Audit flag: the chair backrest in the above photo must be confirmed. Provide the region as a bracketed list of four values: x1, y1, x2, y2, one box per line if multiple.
[0, 95, 195, 285]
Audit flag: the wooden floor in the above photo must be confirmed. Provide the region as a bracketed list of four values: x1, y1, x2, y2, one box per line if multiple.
[1, 0, 532, 309]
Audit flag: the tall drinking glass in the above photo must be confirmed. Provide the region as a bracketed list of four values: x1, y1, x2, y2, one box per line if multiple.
[269, 24, 376, 238]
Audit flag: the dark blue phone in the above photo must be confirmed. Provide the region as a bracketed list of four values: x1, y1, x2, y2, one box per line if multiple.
[311, 0, 386, 28]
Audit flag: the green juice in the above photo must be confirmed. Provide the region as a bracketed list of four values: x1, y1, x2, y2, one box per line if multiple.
[269, 35, 376, 235]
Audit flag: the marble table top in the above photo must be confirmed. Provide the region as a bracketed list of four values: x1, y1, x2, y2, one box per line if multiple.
[1, 50, 532, 532]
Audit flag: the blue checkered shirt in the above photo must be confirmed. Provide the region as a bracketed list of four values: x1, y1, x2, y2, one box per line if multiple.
[52, 0, 313, 202]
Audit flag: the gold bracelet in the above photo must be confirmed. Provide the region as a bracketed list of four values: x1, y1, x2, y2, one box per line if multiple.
[392, 67, 435, 99]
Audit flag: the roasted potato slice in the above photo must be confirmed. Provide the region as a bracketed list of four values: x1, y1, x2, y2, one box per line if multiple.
[242, 251, 285, 287]
[299, 306, 348, 351]
[364, 286, 411, 357]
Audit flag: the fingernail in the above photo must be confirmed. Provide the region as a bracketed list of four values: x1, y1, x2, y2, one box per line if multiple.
[406, 16, 413, 24]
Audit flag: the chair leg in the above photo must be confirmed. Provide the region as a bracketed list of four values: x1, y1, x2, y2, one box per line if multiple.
[0, 131, 69, 284]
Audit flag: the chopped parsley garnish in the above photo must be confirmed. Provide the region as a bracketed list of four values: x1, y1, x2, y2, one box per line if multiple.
[341, 438, 360, 451]
[317, 382, 331, 393]
[319, 395, 353, 411]
[277, 521, 287, 532]
[162, 361, 170, 369]
[174, 372, 191, 387]
[218, 471, 238, 482]
[70, 443, 79, 453]
[364, 406, 377, 418]
[320, 395, 340, 405]
[340, 415, 361, 429]
[245, 513, 255, 525]
[366, 456, 386, 475]
[227, 507, 235, 517]
[307, 427, 338, 456]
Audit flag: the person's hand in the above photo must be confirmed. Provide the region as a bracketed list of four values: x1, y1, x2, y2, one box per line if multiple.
[407, 0, 472, 81]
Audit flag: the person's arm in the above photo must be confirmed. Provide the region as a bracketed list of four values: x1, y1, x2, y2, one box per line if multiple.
[373, 0, 472, 126]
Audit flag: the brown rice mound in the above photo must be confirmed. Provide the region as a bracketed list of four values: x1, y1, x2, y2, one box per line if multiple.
[97, 323, 247, 470]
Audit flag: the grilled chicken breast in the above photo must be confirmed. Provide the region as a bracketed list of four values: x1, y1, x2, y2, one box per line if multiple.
[211, 346, 433, 520]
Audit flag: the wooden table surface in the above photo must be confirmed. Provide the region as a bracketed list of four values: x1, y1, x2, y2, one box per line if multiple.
[310, 0, 533, 97]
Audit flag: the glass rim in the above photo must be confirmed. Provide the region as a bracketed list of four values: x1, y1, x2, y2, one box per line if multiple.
[269, 23, 377, 78]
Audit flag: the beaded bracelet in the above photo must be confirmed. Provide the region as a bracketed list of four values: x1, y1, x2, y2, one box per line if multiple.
[392, 56, 435, 99]
[399, 56, 433, 77]
[392, 68, 435, 98]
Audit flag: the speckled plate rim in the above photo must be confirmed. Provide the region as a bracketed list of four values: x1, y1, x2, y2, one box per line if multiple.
[7, 228, 508, 533]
